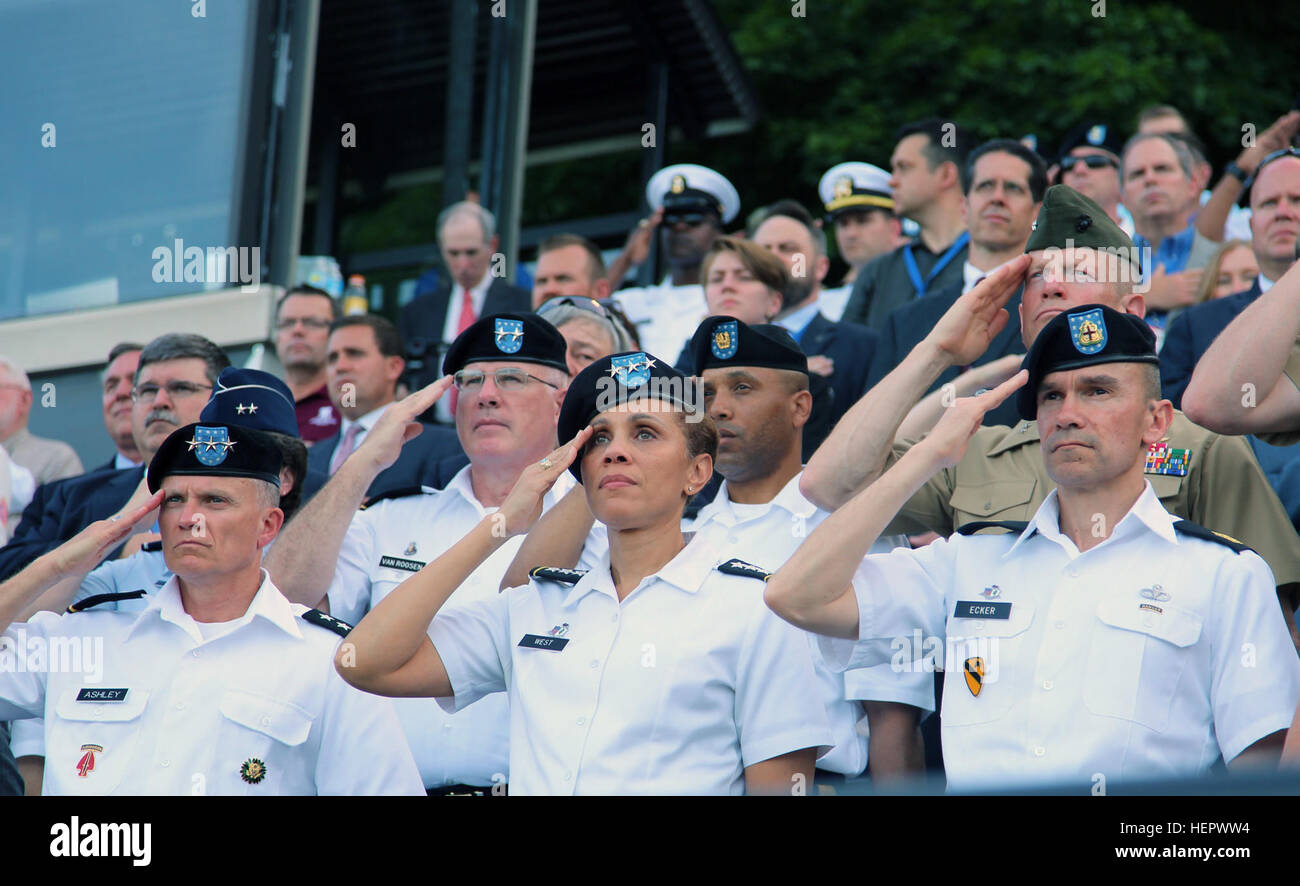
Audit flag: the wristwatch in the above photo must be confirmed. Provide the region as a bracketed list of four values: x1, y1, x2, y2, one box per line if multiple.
[1225, 161, 1250, 183]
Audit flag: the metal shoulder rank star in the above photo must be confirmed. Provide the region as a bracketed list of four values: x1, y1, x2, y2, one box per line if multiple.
[235, 402, 258, 415]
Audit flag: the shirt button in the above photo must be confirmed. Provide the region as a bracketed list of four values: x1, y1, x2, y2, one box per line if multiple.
[1033, 746, 1045, 757]
[982, 502, 992, 512]
[260, 716, 272, 727]
[973, 622, 984, 632]
[589, 659, 599, 669]
[443, 723, 453, 731]
[191, 650, 201, 658]
[610, 614, 618, 623]
[1054, 621, 1065, 630]
[160, 759, 171, 768]
[1041, 680, 1053, 691]
[563, 770, 572, 781]
[576, 716, 586, 726]
[175, 701, 186, 711]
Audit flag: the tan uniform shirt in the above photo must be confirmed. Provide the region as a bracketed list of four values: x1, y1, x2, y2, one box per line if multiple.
[887, 411, 1300, 598]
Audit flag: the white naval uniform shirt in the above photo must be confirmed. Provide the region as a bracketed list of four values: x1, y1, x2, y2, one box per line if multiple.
[430, 534, 834, 795]
[327, 465, 607, 789]
[690, 472, 934, 776]
[819, 483, 1300, 791]
[615, 277, 707, 363]
[0, 571, 423, 795]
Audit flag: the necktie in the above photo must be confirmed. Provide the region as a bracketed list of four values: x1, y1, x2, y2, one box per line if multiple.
[329, 422, 363, 475]
[449, 288, 478, 414]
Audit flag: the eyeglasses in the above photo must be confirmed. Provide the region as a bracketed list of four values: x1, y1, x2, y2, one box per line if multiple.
[537, 296, 616, 320]
[1247, 147, 1300, 187]
[1059, 155, 1117, 172]
[663, 212, 707, 227]
[452, 367, 559, 392]
[131, 381, 214, 402]
[275, 317, 332, 331]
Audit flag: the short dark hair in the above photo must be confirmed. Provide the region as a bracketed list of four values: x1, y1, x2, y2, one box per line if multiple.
[1164, 130, 1208, 168]
[962, 138, 1049, 202]
[265, 431, 307, 519]
[136, 333, 230, 385]
[896, 118, 970, 171]
[276, 285, 339, 322]
[328, 315, 404, 358]
[538, 234, 607, 282]
[759, 199, 828, 257]
[1137, 104, 1187, 129]
[106, 342, 143, 365]
[680, 412, 718, 467]
[700, 237, 790, 297]
[1121, 132, 1196, 182]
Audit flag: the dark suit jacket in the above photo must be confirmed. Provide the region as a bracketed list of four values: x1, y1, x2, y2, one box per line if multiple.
[0, 465, 143, 581]
[842, 238, 970, 330]
[400, 277, 533, 390]
[867, 280, 1025, 428]
[1159, 281, 1262, 409]
[308, 421, 469, 499]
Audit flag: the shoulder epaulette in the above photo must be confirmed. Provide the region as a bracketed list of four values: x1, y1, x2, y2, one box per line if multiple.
[717, 558, 771, 581]
[141, 540, 163, 553]
[529, 566, 587, 585]
[1173, 520, 1255, 554]
[67, 590, 147, 613]
[360, 485, 436, 510]
[301, 609, 354, 637]
[958, 520, 1030, 536]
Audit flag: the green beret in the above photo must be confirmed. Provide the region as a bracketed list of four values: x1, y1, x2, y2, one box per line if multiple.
[1024, 184, 1134, 255]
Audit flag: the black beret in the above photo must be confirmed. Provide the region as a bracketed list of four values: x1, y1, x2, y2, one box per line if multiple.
[199, 368, 299, 437]
[147, 423, 284, 493]
[689, 316, 809, 375]
[442, 312, 568, 376]
[1056, 121, 1124, 162]
[1017, 304, 1159, 420]
[1024, 185, 1134, 255]
[557, 350, 695, 482]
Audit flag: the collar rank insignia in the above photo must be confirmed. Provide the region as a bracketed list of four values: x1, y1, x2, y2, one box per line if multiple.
[607, 352, 654, 388]
[404, 541, 418, 556]
[1068, 307, 1107, 355]
[494, 318, 524, 354]
[717, 558, 771, 581]
[711, 320, 739, 360]
[1144, 442, 1189, 476]
[234, 402, 258, 415]
[240, 758, 267, 785]
[963, 657, 985, 697]
[980, 584, 1001, 599]
[187, 425, 236, 466]
[76, 744, 103, 778]
[301, 608, 354, 637]
[529, 566, 587, 585]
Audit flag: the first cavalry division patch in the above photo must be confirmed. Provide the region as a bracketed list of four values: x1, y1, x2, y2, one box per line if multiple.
[963, 657, 985, 697]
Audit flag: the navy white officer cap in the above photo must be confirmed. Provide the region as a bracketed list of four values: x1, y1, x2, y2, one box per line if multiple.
[200, 367, 299, 437]
[646, 163, 741, 224]
[147, 423, 284, 492]
[1017, 304, 1159, 420]
[557, 350, 691, 482]
[818, 161, 894, 219]
[442, 311, 569, 376]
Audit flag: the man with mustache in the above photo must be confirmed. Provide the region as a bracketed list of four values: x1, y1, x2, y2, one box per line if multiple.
[801, 186, 1300, 645]
[767, 304, 1300, 789]
[0, 334, 231, 581]
[267, 313, 589, 795]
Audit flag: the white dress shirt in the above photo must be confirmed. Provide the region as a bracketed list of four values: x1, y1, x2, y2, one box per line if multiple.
[436, 273, 494, 423]
[327, 465, 605, 789]
[0, 571, 424, 795]
[431, 533, 833, 795]
[615, 277, 707, 362]
[819, 483, 1300, 791]
[816, 285, 852, 323]
[690, 472, 933, 776]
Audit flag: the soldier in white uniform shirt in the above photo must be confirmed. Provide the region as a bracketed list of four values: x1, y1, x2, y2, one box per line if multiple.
[338, 351, 831, 795]
[766, 305, 1300, 791]
[0, 422, 422, 795]
[266, 312, 582, 795]
[817, 161, 902, 321]
[614, 163, 740, 360]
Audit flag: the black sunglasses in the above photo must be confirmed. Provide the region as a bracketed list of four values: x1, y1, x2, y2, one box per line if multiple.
[1245, 147, 1300, 189]
[1059, 154, 1117, 172]
[663, 212, 708, 227]
[538, 296, 617, 319]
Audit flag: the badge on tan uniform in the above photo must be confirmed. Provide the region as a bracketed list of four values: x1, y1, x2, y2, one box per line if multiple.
[963, 657, 985, 697]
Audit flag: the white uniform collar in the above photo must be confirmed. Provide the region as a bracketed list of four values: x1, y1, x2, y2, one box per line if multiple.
[446, 463, 577, 519]
[1005, 481, 1178, 558]
[562, 533, 717, 607]
[696, 471, 816, 528]
[125, 568, 302, 645]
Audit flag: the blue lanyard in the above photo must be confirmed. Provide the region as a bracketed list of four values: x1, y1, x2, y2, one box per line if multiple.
[903, 231, 970, 297]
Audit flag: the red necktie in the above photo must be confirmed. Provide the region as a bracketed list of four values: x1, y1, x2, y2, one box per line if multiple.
[449, 288, 477, 414]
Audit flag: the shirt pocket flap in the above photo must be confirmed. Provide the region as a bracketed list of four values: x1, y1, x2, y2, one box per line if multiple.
[1096, 596, 1203, 648]
[57, 689, 149, 723]
[948, 481, 1036, 519]
[220, 690, 314, 746]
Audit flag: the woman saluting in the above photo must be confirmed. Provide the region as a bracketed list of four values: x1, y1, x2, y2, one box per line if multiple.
[336, 351, 830, 795]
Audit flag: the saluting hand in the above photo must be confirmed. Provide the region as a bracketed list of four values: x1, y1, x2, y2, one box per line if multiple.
[918, 370, 1028, 470]
[496, 427, 594, 538]
[927, 254, 1031, 367]
[354, 376, 454, 473]
[50, 490, 166, 579]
